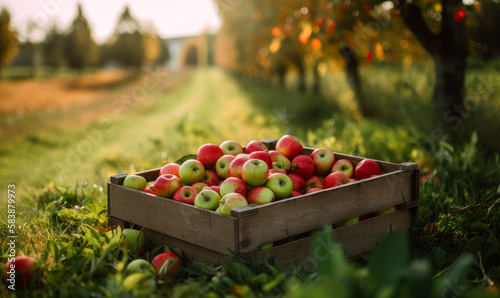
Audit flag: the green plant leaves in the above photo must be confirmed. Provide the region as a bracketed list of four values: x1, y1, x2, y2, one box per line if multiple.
[368, 232, 409, 287]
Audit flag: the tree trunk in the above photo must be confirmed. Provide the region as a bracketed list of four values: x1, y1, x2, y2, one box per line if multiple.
[340, 44, 369, 116]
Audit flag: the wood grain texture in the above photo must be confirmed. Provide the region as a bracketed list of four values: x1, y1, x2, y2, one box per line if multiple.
[108, 183, 238, 254]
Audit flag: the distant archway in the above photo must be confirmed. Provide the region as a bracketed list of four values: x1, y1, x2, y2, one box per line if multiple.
[184, 46, 198, 66]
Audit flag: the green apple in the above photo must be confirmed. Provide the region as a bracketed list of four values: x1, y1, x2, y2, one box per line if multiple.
[122, 229, 146, 255]
[217, 193, 248, 215]
[192, 182, 208, 193]
[268, 150, 292, 172]
[258, 242, 273, 251]
[194, 189, 221, 210]
[216, 155, 236, 179]
[241, 159, 269, 186]
[123, 174, 147, 191]
[265, 173, 293, 200]
[220, 140, 244, 156]
[179, 159, 205, 185]
[334, 217, 359, 228]
[125, 259, 155, 275]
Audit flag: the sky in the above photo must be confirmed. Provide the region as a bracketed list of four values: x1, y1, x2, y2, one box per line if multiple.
[1, 0, 222, 43]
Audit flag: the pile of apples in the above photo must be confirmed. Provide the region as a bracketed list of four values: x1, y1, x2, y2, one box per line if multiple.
[122, 135, 382, 216]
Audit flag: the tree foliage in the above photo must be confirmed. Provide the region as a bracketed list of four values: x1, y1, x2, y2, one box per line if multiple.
[0, 8, 19, 70]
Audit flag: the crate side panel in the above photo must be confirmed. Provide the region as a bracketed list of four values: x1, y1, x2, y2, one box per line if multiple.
[108, 184, 236, 254]
[237, 171, 414, 252]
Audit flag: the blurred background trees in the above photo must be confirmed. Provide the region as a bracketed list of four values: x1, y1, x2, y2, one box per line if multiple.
[0, 8, 19, 75]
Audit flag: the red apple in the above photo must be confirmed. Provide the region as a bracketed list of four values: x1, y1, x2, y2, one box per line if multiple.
[269, 168, 287, 175]
[249, 151, 272, 169]
[241, 159, 269, 186]
[244, 140, 268, 154]
[276, 135, 303, 160]
[220, 140, 244, 156]
[246, 187, 275, 204]
[215, 155, 236, 179]
[355, 159, 381, 180]
[359, 213, 374, 221]
[306, 187, 322, 194]
[4, 256, 38, 290]
[228, 155, 249, 179]
[173, 186, 198, 205]
[192, 182, 208, 193]
[291, 191, 302, 197]
[350, 178, 358, 183]
[159, 163, 180, 177]
[291, 155, 315, 180]
[202, 170, 219, 186]
[210, 185, 221, 196]
[154, 174, 182, 198]
[220, 177, 248, 197]
[197, 143, 223, 169]
[268, 150, 292, 172]
[310, 148, 335, 176]
[331, 159, 354, 178]
[288, 173, 306, 193]
[305, 175, 323, 192]
[143, 186, 155, 195]
[324, 172, 350, 189]
[151, 252, 183, 280]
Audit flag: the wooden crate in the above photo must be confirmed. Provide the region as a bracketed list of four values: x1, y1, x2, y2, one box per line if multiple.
[108, 140, 419, 265]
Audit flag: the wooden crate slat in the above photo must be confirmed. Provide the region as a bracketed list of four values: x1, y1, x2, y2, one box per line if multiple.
[108, 183, 237, 254]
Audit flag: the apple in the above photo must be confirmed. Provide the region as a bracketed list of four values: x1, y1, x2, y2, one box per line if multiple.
[350, 178, 358, 183]
[197, 143, 223, 169]
[202, 170, 219, 186]
[228, 155, 249, 179]
[334, 217, 359, 228]
[220, 140, 244, 156]
[247, 186, 275, 205]
[305, 175, 323, 191]
[241, 159, 269, 186]
[310, 148, 335, 176]
[276, 135, 303, 160]
[244, 140, 268, 154]
[192, 182, 208, 193]
[216, 155, 236, 179]
[159, 163, 180, 177]
[143, 186, 155, 195]
[306, 187, 322, 193]
[331, 159, 354, 178]
[220, 177, 248, 197]
[4, 256, 38, 290]
[359, 213, 374, 221]
[217, 193, 248, 215]
[291, 191, 302, 197]
[178, 159, 205, 185]
[173, 186, 198, 205]
[288, 173, 306, 193]
[210, 185, 221, 196]
[151, 252, 183, 280]
[258, 243, 273, 251]
[291, 155, 315, 180]
[265, 173, 293, 200]
[354, 159, 381, 180]
[194, 189, 221, 210]
[323, 172, 350, 189]
[249, 151, 272, 169]
[154, 174, 182, 198]
[374, 206, 397, 216]
[123, 174, 147, 191]
[122, 229, 146, 255]
[125, 259, 155, 275]
[269, 168, 287, 175]
[268, 150, 292, 172]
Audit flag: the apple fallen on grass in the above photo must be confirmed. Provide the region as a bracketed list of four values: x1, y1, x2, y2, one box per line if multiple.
[310, 148, 335, 176]
[217, 193, 248, 215]
[265, 173, 293, 200]
[354, 159, 381, 180]
[178, 159, 205, 185]
[194, 189, 221, 210]
[197, 143, 223, 169]
[241, 159, 269, 186]
[220, 140, 244, 156]
[173, 186, 198, 205]
[123, 174, 147, 191]
[246, 186, 275, 204]
[122, 229, 146, 255]
[331, 159, 354, 178]
[151, 252, 183, 280]
[220, 177, 248, 197]
[4, 256, 38, 290]
[276, 135, 303, 160]
[125, 259, 155, 275]
[154, 174, 182, 198]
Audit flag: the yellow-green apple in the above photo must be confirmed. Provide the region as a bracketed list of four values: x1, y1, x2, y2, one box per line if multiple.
[194, 189, 221, 210]
[288, 173, 306, 193]
[216, 155, 236, 179]
[334, 217, 359, 228]
[4, 256, 38, 290]
[179, 159, 205, 185]
[291, 190, 302, 197]
[247, 186, 275, 204]
[265, 173, 293, 199]
[268, 150, 291, 172]
[220, 140, 244, 156]
[374, 206, 397, 216]
[310, 148, 335, 176]
[258, 243, 273, 250]
[291, 155, 315, 180]
[249, 151, 272, 169]
[220, 177, 248, 197]
[331, 159, 354, 178]
[154, 174, 182, 198]
[323, 172, 350, 189]
[241, 159, 269, 186]
[143, 186, 155, 195]
[197, 143, 223, 169]
[122, 229, 146, 255]
[123, 174, 147, 191]
[173, 186, 198, 205]
[159, 163, 180, 177]
[192, 182, 208, 193]
[276, 135, 303, 160]
[217, 193, 248, 215]
[125, 259, 155, 275]
[202, 170, 219, 186]
[146, 181, 155, 188]
[306, 187, 322, 194]
[244, 140, 268, 154]
[305, 175, 323, 192]
[228, 155, 249, 179]
[151, 252, 182, 280]
[354, 159, 381, 180]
